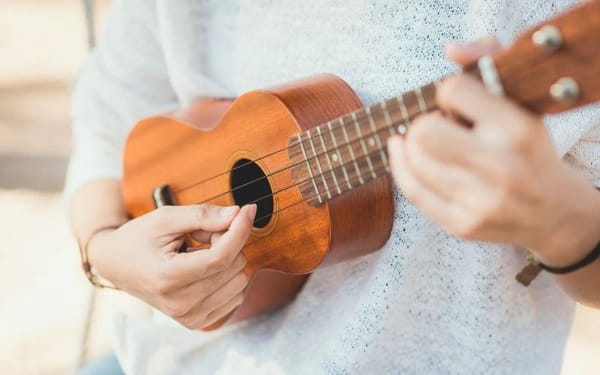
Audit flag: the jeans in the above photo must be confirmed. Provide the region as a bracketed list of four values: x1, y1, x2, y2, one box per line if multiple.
[76, 353, 124, 375]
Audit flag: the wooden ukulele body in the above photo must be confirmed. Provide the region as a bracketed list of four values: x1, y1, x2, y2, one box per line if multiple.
[123, 75, 394, 328]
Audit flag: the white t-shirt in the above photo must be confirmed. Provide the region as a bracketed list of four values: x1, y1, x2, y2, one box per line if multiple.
[66, 1, 600, 374]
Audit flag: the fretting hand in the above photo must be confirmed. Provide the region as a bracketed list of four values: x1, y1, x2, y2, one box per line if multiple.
[87, 203, 256, 330]
[387, 38, 600, 268]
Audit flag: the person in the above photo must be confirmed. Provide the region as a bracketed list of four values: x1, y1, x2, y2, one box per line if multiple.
[67, 1, 600, 374]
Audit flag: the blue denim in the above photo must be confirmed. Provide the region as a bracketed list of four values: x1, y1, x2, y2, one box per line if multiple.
[76, 353, 124, 375]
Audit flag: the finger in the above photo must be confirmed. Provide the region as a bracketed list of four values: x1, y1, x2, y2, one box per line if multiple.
[189, 230, 224, 244]
[190, 230, 219, 243]
[168, 204, 256, 283]
[150, 204, 240, 238]
[388, 136, 467, 227]
[175, 252, 246, 298]
[405, 117, 484, 201]
[436, 74, 534, 126]
[408, 112, 487, 169]
[445, 37, 501, 66]
[182, 271, 248, 329]
[210, 232, 223, 246]
[202, 291, 245, 328]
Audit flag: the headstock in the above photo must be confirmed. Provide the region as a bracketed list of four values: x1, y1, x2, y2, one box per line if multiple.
[485, 0, 600, 114]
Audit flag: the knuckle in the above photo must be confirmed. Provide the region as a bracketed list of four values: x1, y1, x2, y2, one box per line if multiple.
[177, 314, 199, 330]
[152, 206, 173, 227]
[437, 76, 464, 105]
[480, 199, 502, 224]
[163, 301, 189, 319]
[194, 204, 209, 222]
[455, 218, 481, 240]
[509, 129, 533, 152]
[154, 267, 177, 294]
[154, 278, 172, 296]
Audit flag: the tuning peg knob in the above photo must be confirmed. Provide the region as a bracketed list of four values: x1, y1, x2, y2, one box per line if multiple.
[550, 77, 580, 103]
[532, 25, 562, 51]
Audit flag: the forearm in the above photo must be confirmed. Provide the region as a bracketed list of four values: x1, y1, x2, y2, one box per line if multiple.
[69, 179, 128, 247]
[532, 184, 600, 308]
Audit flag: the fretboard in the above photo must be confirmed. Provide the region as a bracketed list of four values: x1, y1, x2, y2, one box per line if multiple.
[288, 81, 439, 206]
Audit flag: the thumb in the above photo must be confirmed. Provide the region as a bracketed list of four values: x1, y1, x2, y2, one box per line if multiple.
[151, 204, 240, 237]
[445, 37, 502, 66]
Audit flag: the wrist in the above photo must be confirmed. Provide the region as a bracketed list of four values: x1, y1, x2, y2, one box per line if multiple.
[531, 185, 600, 268]
[81, 226, 120, 288]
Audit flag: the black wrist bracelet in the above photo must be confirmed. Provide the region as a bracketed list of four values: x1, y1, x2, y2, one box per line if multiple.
[538, 241, 600, 274]
[516, 186, 600, 286]
[540, 186, 600, 274]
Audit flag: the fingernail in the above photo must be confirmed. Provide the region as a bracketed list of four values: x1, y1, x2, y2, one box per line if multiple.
[220, 205, 238, 217]
[246, 204, 257, 220]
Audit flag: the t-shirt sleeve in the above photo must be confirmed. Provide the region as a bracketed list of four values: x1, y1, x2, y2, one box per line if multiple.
[64, 0, 178, 198]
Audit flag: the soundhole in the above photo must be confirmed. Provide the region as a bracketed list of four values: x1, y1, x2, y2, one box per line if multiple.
[230, 158, 274, 228]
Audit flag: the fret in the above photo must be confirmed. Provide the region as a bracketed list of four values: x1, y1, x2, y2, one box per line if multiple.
[380, 100, 395, 136]
[289, 78, 448, 206]
[316, 126, 342, 195]
[306, 129, 332, 200]
[415, 86, 427, 113]
[339, 117, 365, 185]
[422, 82, 439, 111]
[296, 134, 322, 203]
[396, 95, 410, 135]
[351, 112, 377, 179]
[365, 106, 389, 172]
[327, 121, 352, 189]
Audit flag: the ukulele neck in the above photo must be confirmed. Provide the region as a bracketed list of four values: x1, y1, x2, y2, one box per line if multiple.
[288, 80, 441, 206]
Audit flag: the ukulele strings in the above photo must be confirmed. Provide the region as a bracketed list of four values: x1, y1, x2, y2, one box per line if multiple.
[201, 143, 386, 209]
[193, 119, 402, 206]
[173, 97, 414, 195]
[250, 158, 391, 224]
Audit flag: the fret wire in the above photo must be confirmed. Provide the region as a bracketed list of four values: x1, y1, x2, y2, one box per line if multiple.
[396, 95, 411, 135]
[351, 112, 377, 179]
[306, 129, 332, 200]
[227, 124, 394, 209]
[380, 100, 396, 135]
[415, 86, 427, 113]
[316, 126, 342, 195]
[397, 95, 411, 123]
[296, 133, 323, 203]
[254, 148, 391, 216]
[365, 106, 390, 172]
[327, 121, 352, 189]
[340, 117, 365, 184]
[428, 81, 440, 111]
[308, 145, 388, 204]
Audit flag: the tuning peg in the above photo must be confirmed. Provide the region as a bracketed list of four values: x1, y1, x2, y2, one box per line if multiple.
[532, 25, 562, 51]
[550, 77, 580, 103]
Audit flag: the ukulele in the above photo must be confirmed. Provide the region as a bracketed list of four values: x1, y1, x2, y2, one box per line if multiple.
[123, 0, 600, 330]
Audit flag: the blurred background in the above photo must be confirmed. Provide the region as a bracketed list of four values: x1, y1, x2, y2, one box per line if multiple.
[0, 1, 598, 374]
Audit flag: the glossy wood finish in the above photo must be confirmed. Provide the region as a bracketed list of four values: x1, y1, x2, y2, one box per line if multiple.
[123, 74, 394, 329]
